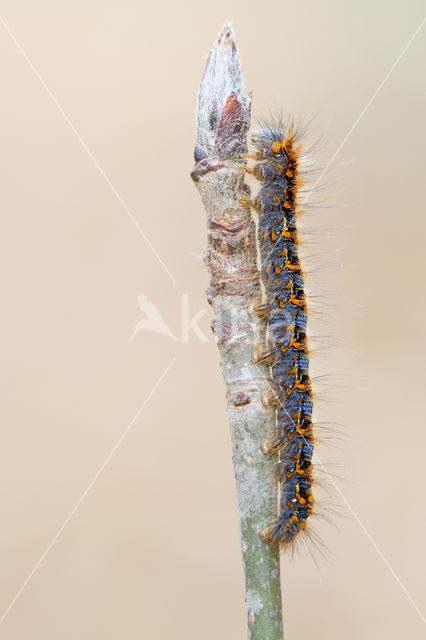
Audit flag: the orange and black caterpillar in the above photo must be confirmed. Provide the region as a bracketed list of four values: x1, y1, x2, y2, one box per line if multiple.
[244, 124, 315, 546]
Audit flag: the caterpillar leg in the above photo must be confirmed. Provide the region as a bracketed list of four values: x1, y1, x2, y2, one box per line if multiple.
[260, 390, 280, 408]
[251, 302, 270, 318]
[252, 346, 274, 365]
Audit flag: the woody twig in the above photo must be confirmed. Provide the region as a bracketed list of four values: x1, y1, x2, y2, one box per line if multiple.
[191, 23, 284, 640]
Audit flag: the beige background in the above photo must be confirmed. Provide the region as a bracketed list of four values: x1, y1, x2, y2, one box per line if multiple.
[0, 1, 425, 638]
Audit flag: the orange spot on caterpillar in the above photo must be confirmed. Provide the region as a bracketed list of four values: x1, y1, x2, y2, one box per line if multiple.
[271, 141, 281, 154]
[284, 260, 300, 271]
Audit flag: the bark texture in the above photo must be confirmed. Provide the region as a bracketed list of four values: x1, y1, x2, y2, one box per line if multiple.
[191, 23, 284, 640]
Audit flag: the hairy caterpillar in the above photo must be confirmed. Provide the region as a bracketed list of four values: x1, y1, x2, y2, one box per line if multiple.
[243, 122, 315, 547]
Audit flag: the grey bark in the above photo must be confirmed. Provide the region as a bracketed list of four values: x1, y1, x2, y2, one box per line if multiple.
[191, 23, 284, 640]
